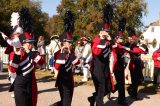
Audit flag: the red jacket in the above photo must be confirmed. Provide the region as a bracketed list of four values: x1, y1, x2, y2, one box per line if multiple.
[129, 45, 147, 70]
[9, 50, 45, 106]
[54, 50, 80, 87]
[152, 49, 160, 68]
[112, 43, 127, 72]
[91, 37, 115, 91]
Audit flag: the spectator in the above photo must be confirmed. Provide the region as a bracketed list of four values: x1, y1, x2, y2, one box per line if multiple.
[48, 35, 61, 73]
[152, 43, 160, 84]
[74, 41, 84, 74]
[75, 41, 84, 57]
[80, 37, 92, 82]
[37, 36, 46, 70]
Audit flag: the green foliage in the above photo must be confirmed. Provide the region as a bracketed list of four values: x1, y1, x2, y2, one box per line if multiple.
[0, 0, 49, 47]
[47, 0, 147, 40]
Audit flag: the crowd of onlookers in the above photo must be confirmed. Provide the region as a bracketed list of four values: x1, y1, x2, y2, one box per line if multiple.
[0, 34, 160, 101]
[0, 35, 160, 84]
[33, 35, 160, 84]
[36, 35, 93, 82]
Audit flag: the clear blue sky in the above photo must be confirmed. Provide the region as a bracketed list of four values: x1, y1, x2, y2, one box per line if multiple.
[40, 0, 160, 26]
[143, 0, 160, 25]
[40, 0, 61, 17]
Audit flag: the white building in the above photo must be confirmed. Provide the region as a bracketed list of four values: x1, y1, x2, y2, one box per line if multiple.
[143, 19, 160, 51]
[142, 20, 160, 81]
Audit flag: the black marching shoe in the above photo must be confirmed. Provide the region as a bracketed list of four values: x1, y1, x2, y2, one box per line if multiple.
[88, 96, 95, 106]
[130, 96, 141, 100]
[51, 101, 62, 106]
[127, 87, 133, 97]
[118, 101, 128, 106]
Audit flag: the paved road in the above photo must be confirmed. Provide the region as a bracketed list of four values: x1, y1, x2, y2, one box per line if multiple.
[0, 71, 160, 106]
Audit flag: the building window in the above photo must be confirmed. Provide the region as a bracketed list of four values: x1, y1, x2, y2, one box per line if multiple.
[151, 27, 154, 32]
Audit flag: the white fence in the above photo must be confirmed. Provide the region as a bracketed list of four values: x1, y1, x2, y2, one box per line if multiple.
[0, 47, 9, 64]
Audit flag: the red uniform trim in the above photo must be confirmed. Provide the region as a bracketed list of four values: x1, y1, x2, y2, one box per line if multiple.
[92, 37, 104, 56]
[152, 50, 160, 68]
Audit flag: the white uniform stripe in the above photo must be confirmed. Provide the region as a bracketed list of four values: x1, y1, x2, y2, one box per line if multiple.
[104, 49, 110, 58]
[65, 60, 71, 67]
[34, 55, 41, 63]
[21, 60, 32, 70]
[122, 46, 131, 51]
[139, 47, 145, 52]
[22, 65, 34, 76]
[19, 57, 29, 66]
[66, 65, 72, 72]
[97, 44, 106, 49]
[56, 60, 66, 64]
[103, 47, 109, 53]
[10, 61, 19, 68]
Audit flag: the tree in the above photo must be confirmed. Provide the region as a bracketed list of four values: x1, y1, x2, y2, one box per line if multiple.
[0, 0, 49, 46]
[48, 0, 147, 40]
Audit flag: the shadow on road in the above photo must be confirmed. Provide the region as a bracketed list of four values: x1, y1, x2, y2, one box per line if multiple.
[0, 83, 10, 92]
[74, 81, 86, 88]
[104, 83, 160, 106]
[38, 87, 58, 94]
[36, 76, 56, 83]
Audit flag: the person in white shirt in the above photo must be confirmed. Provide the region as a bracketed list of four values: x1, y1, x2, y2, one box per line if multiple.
[80, 37, 92, 82]
[48, 35, 61, 74]
[74, 41, 84, 73]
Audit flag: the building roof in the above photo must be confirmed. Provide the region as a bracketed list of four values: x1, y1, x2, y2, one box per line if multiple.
[150, 19, 160, 26]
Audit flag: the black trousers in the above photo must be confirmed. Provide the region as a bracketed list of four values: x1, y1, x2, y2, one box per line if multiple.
[153, 67, 160, 84]
[114, 68, 125, 102]
[92, 64, 110, 106]
[128, 65, 143, 98]
[58, 83, 73, 106]
[14, 77, 32, 106]
[92, 75, 106, 106]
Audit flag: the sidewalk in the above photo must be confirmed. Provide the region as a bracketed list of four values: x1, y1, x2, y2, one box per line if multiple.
[0, 71, 160, 106]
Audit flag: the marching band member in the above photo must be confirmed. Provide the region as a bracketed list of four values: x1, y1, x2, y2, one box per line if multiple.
[0, 9, 26, 98]
[112, 17, 129, 105]
[9, 32, 45, 106]
[127, 27, 148, 100]
[89, 4, 114, 106]
[152, 44, 160, 85]
[53, 10, 80, 106]
[0, 8, 33, 83]
[1, 8, 45, 106]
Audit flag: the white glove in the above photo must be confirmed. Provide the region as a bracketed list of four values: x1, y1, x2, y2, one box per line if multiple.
[0, 31, 8, 40]
[112, 43, 117, 48]
[122, 46, 130, 51]
[106, 35, 111, 41]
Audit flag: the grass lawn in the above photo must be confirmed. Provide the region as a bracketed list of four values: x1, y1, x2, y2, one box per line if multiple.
[35, 69, 94, 86]
[2, 64, 160, 93]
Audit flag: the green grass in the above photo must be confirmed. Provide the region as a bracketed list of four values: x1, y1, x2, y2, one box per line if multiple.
[2, 64, 160, 93]
[35, 69, 94, 85]
[2, 64, 8, 72]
